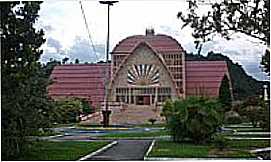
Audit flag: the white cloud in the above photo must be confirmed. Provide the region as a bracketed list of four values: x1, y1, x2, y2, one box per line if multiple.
[37, 0, 268, 81]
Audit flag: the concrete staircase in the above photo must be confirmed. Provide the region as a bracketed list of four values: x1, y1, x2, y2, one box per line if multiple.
[80, 104, 165, 125]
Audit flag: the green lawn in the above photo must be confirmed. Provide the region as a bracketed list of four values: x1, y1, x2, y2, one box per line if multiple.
[148, 140, 270, 158]
[228, 133, 270, 138]
[16, 141, 109, 161]
[227, 139, 270, 149]
[233, 128, 264, 132]
[149, 141, 210, 158]
[100, 129, 169, 138]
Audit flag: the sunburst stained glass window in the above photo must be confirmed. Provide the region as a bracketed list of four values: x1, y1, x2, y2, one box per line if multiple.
[127, 64, 159, 86]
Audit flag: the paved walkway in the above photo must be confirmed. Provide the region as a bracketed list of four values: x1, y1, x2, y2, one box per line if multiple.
[84, 140, 152, 161]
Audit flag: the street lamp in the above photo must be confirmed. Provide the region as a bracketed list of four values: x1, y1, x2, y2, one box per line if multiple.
[99, 0, 118, 127]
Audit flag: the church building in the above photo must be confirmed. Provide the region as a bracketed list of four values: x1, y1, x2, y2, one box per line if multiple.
[48, 29, 232, 125]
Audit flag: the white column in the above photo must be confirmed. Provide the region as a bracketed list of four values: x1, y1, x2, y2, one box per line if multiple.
[155, 86, 158, 104]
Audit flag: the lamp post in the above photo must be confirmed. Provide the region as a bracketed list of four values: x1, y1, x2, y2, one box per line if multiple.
[99, 0, 118, 127]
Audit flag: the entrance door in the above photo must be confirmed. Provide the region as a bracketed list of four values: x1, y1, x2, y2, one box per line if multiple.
[143, 96, 150, 105]
[136, 96, 151, 105]
[136, 96, 144, 105]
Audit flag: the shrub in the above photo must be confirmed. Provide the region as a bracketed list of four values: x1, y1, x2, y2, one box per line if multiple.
[53, 98, 83, 124]
[219, 75, 232, 112]
[148, 118, 157, 125]
[224, 111, 242, 124]
[213, 134, 228, 150]
[80, 99, 94, 115]
[161, 97, 222, 144]
[224, 116, 242, 124]
[239, 97, 269, 128]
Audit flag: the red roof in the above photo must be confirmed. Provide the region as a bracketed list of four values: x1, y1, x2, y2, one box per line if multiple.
[112, 34, 184, 54]
[185, 61, 230, 97]
[48, 61, 230, 107]
[48, 63, 110, 108]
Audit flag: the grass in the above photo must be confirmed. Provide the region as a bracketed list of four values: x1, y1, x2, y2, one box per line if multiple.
[149, 141, 210, 158]
[148, 139, 270, 158]
[233, 128, 264, 132]
[16, 141, 109, 161]
[227, 139, 270, 149]
[99, 129, 169, 138]
[228, 133, 270, 138]
[30, 130, 61, 137]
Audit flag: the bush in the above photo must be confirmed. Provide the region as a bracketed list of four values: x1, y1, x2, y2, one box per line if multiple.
[224, 116, 242, 124]
[224, 111, 242, 124]
[219, 75, 232, 112]
[80, 99, 94, 115]
[53, 98, 83, 124]
[213, 134, 227, 150]
[148, 118, 157, 125]
[161, 97, 222, 144]
[239, 97, 268, 128]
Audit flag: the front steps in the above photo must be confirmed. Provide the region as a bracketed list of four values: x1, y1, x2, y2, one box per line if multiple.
[80, 104, 165, 125]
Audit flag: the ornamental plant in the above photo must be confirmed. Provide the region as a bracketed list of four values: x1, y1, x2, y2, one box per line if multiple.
[162, 97, 222, 144]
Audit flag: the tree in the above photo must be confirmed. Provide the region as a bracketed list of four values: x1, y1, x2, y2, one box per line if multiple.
[62, 57, 69, 64]
[77, 98, 94, 115]
[178, 0, 270, 74]
[42, 58, 61, 78]
[53, 98, 83, 124]
[1, 2, 53, 159]
[75, 58, 80, 64]
[162, 97, 222, 144]
[219, 75, 232, 111]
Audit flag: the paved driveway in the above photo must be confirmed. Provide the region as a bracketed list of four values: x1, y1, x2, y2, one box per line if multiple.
[85, 140, 152, 161]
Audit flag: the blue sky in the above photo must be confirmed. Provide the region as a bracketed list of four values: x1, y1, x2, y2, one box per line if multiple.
[35, 0, 269, 81]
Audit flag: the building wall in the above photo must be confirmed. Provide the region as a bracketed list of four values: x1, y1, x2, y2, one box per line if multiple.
[109, 43, 178, 103]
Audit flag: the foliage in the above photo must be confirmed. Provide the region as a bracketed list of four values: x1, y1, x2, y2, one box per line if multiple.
[75, 58, 80, 64]
[1, 2, 56, 159]
[80, 99, 94, 114]
[53, 98, 83, 124]
[212, 134, 228, 150]
[161, 97, 222, 144]
[178, 0, 270, 74]
[259, 103, 270, 131]
[30, 128, 59, 137]
[161, 99, 174, 122]
[148, 118, 157, 125]
[42, 58, 61, 78]
[223, 110, 242, 124]
[186, 52, 267, 100]
[62, 57, 69, 64]
[238, 96, 269, 129]
[261, 49, 270, 75]
[224, 115, 242, 124]
[219, 75, 232, 111]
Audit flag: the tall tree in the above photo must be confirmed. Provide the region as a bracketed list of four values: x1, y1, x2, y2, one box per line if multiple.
[219, 75, 232, 111]
[178, 0, 270, 74]
[1, 2, 53, 159]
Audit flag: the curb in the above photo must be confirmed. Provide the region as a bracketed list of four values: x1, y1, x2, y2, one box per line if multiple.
[92, 136, 171, 140]
[144, 140, 155, 160]
[77, 140, 118, 161]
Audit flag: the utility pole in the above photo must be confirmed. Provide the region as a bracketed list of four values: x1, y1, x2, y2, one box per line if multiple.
[99, 0, 118, 127]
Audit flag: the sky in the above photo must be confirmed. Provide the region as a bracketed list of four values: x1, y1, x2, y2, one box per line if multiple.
[35, 0, 269, 81]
